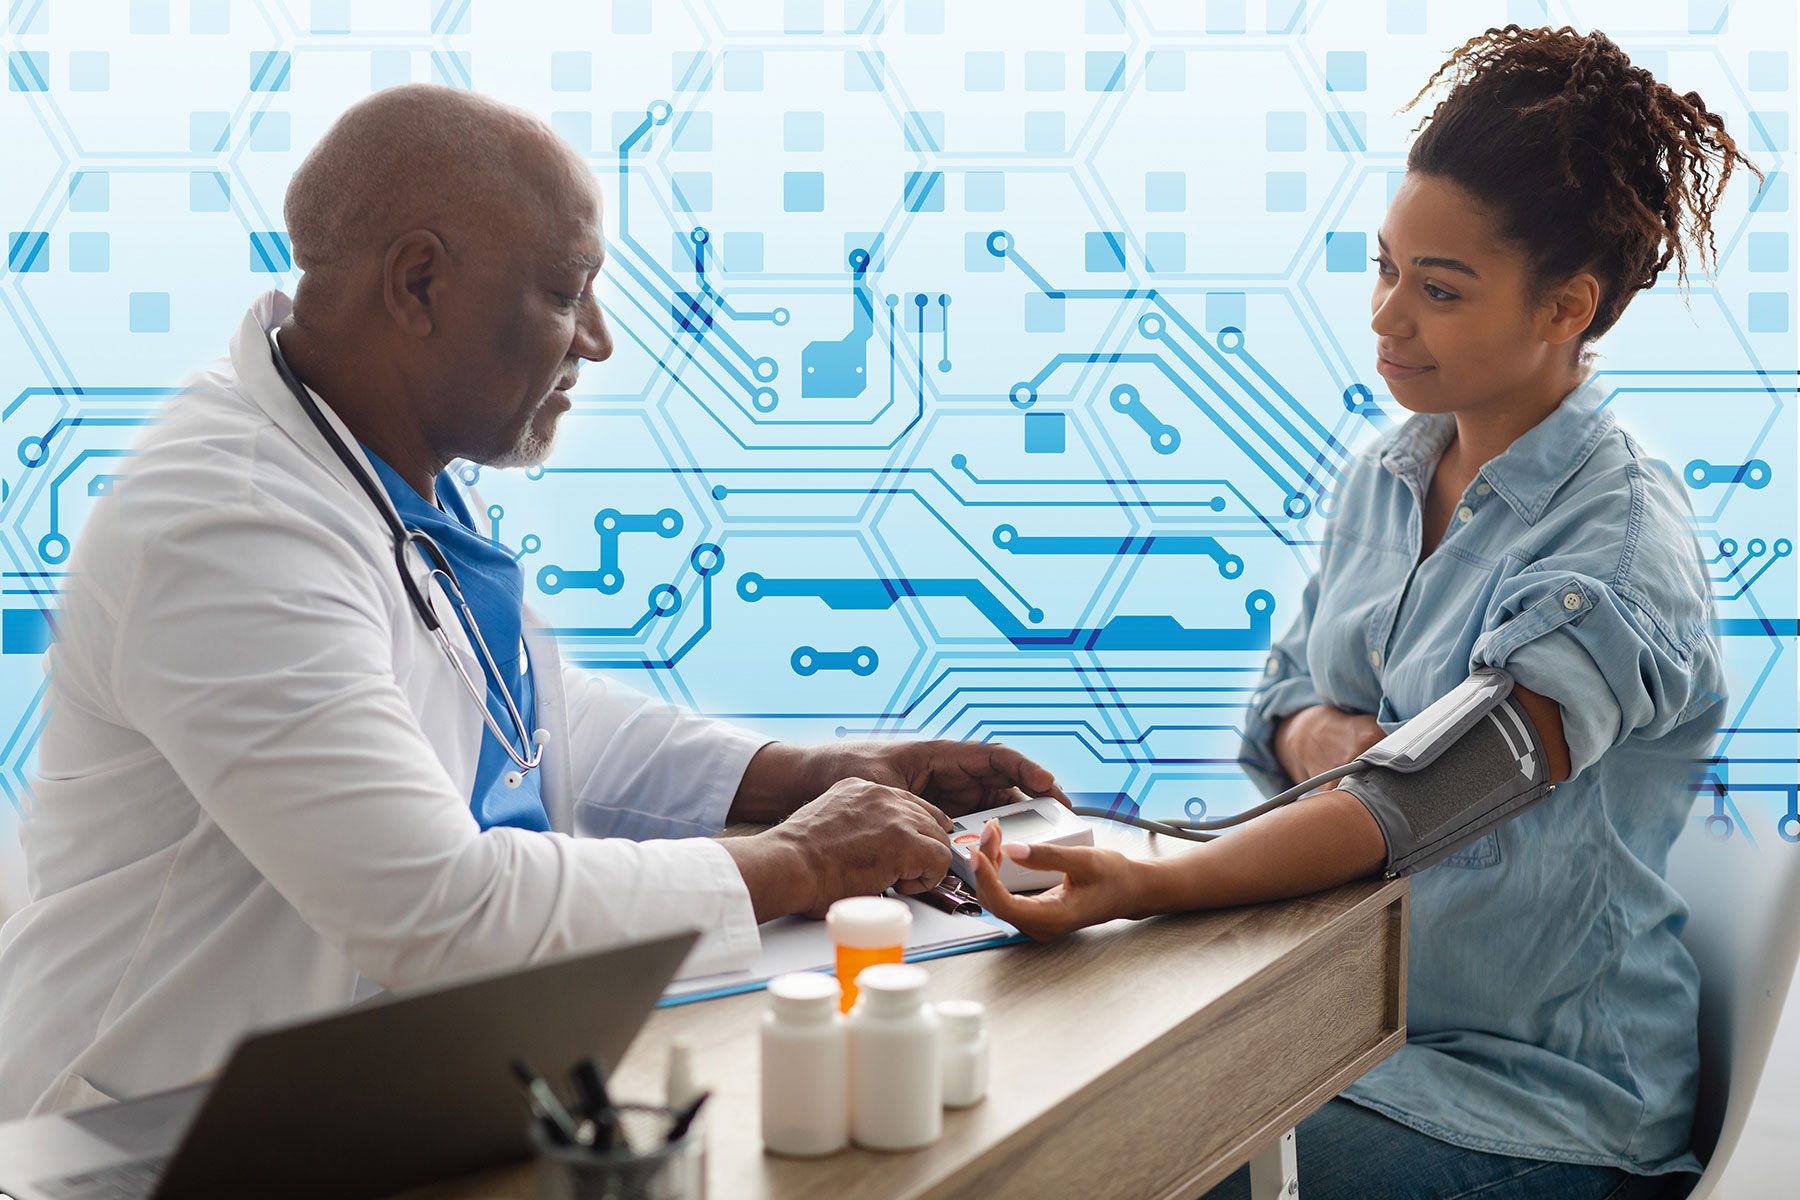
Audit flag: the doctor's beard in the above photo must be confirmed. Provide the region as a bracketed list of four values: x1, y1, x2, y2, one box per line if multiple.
[483, 388, 572, 469]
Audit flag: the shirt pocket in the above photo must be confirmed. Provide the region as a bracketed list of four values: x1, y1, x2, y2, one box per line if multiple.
[1435, 829, 1503, 870]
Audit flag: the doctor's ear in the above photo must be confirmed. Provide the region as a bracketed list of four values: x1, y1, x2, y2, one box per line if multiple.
[381, 229, 449, 338]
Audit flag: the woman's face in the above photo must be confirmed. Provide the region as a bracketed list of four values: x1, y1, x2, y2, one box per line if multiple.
[1370, 173, 1591, 418]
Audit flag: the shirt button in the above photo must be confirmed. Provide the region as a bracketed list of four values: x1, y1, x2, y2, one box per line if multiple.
[1475, 481, 1492, 496]
[1456, 505, 1474, 523]
[1563, 592, 1583, 610]
[1265, 655, 1280, 675]
[1369, 649, 1382, 668]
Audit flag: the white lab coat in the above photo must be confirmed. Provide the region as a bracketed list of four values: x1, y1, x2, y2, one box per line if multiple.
[0, 292, 767, 1120]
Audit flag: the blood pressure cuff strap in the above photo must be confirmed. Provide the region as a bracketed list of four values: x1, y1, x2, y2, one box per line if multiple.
[1338, 693, 1554, 877]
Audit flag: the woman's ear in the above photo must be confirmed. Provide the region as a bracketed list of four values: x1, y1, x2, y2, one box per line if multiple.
[1540, 272, 1600, 347]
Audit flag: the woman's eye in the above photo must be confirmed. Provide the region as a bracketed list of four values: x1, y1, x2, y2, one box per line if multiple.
[1424, 283, 1458, 301]
[1371, 256, 1395, 275]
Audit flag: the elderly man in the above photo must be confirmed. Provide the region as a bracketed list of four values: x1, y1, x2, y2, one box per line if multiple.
[0, 86, 1061, 1119]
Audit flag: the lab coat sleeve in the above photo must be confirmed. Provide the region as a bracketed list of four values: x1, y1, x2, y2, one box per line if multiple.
[111, 507, 760, 988]
[1237, 563, 1330, 797]
[557, 666, 771, 841]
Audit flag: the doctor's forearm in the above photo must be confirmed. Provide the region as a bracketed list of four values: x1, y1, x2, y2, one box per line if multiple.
[1131, 787, 1388, 915]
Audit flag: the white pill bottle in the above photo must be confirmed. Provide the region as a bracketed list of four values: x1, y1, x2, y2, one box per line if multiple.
[848, 962, 942, 1151]
[760, 972, 849, 1157]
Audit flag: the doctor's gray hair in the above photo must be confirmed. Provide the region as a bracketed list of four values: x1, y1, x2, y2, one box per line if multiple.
[283, 84, 570, 279]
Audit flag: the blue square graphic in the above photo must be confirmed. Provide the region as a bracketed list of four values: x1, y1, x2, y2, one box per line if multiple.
[190, 111, 230, 152]
[11, 1, 47, 32]
[1387, 0, 1425, 33]
[69, 51, 109, 91]
[1024, 294, 1065, 333]
[1085, 51, 1125, 92]
[371, 49, 410, 89]
[1750, 112, 1788, 152]
[1145, 171, 1185, 213]
[1749, 51, 1787, 92]
[784, 171, 825, 212]
[130, 291, 170, 333]
[845, 50, 883, 91]
[904, 0, 944, 34]
[251, 231, 292, 272]
[785, 111, 824, 152]
[1206, 0, 1246, 34]
[844, 0, 884, 33]
[613, 0, 651, 34]
[1086, 0, 1124, 34]
[551, 112, 590, 150]
[69, 171, 109, 213]
[130, 0, 169, 34]
[1145, 232, 1185, 272]
[723, 232, 763, 272]
[1266, 111, 1306, 151]
[904, 171, 945, 212]
[310, 0, 350, 33]
[430, 49, 469, 87]
[1325, 231, 1367, 272]
[1749, 292, 1788, 333]
[1327, 112, 1367, 151]
[1688, 0, 1727, 34]
[672, 171, 712, 212]
[672, 51, 712, 91]
[784, 0, 823, 34]
[9, 51, 49, 92]
[965, 231, 1003, 272]
[1025, 51, 1064, 91]
[251, 51, 291, 91]
[2, 609, 55, 655]
[1024, 411, 1066, 455]
[1326, 51, 1366, 92]
[965, 172, 1004, 212]
[1206, 292, 1247, 333]
[674, 112, 712, 151]
[189, 171, 230, 212]
[552, 51, 592, 91]
[1266, 0, 1305, 32]
[724, 50, 763, 91]
[905, 110, 944, 152]
[1146, 50, 1185, 91]
[670, 233, 706, 273]
[190, 0, 230, 33]
[965, 51, 1004, 91]
[249, 111, 290, 151]
[7, 232, 48, 273]
[1747, 232, 1788, 272]
[1266, 172, 1306, 212]
[1752, 173, 1789, 213]
[69, 232, 109, 272]
[1024, 112, 1064, 152]
[1086, 231, 1125, 272]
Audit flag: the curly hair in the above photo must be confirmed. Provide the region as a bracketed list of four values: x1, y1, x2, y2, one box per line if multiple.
[1402, 25, 1762, 344]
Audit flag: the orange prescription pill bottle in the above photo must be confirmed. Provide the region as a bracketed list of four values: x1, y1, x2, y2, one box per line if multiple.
[825, 896, 912, 1014]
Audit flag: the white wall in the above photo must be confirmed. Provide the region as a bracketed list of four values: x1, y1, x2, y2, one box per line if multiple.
[1717, 972, 1800, 1192]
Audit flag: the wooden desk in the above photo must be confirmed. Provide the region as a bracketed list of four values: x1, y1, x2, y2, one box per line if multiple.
[403, 831, 1406, 1200]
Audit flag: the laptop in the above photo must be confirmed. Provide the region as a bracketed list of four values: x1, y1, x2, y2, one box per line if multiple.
[0, 929, 698, 1200]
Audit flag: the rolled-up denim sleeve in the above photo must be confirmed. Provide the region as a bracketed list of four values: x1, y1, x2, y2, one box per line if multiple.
[1237, 567, 1329, 797]
[1467, 566, 1716, 780]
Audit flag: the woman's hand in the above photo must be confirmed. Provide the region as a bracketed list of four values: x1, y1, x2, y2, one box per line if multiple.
[1274, 705, 1386, 787]
[967, 819, 1153, 941]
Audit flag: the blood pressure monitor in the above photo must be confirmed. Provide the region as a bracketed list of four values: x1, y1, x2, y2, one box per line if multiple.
[946, 797, 1095, 893]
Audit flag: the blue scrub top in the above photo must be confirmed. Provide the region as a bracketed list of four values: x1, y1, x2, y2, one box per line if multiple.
[362, 448, 550, 833]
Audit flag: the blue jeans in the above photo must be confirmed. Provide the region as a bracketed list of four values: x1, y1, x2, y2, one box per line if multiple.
[1201, 1099, 1693, 1200]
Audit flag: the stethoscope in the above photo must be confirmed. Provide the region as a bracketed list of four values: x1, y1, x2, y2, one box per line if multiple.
[266, 327, 546, 789]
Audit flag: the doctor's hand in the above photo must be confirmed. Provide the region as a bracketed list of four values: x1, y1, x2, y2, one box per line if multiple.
[966, 819, 1152, 942]
[722, 778, 955, 922]
[731, 739, 1068, 824]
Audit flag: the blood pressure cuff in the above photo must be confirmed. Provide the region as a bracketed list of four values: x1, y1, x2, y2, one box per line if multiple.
[1338, 689, 1554, 877]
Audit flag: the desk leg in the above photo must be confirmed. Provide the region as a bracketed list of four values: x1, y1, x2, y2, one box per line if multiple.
[1248, 1127, 1298, 1199]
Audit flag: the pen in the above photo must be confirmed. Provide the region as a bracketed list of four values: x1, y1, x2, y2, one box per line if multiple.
[912, 880, 982, 916]
[568, 1057, 618, 1153]
[665, 1091, 710, 1146]
[511, 1059, 587, 1147]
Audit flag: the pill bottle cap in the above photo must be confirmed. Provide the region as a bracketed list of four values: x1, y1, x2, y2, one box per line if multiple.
[936, 999, 985, 1038]
[852, 962, 930, 1014]
[825, 896, 912, 949]
[767, 972, 840, 1020]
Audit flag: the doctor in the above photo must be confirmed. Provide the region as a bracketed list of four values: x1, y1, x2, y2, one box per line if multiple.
[0, 85, 1063, 1119]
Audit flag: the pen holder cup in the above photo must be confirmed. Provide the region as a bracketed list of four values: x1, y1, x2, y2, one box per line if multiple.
[532, 1104, 704, 1200]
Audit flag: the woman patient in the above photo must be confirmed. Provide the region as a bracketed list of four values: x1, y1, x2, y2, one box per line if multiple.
[971, 25, 1756, 1200]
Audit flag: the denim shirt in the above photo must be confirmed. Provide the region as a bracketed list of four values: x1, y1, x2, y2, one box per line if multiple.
[1238, 375, 1722, 1175]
